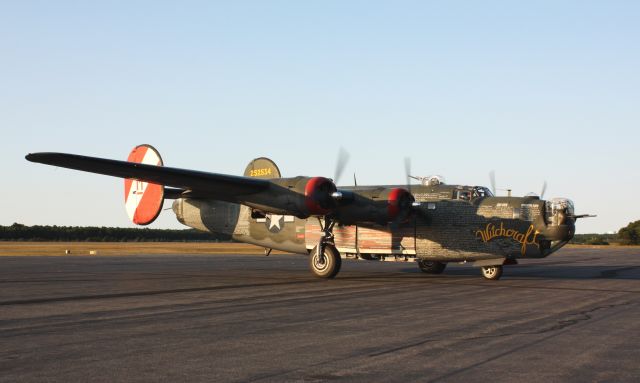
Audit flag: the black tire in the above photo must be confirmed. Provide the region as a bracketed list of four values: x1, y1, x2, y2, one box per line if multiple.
[417, 260, 447, 274]
[309, 245, 342, 279]
[481, 265, 503, 280]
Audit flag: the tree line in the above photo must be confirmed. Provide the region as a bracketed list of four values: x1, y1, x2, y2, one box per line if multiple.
[0, 223, 230, 242]
[2, 220, 639, 245]
[564, 219, 640, 246]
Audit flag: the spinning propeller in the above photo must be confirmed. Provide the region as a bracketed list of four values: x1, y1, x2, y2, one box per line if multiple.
[490, 170, 547, 198]
[333, 147, 350, 185]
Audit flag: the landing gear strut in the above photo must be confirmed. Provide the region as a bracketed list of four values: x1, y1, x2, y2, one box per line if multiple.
[309, 216, 341, 279]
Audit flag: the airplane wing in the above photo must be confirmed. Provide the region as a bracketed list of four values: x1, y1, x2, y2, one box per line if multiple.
[25, 152, 269, 200]
[26, 151, 422, 224]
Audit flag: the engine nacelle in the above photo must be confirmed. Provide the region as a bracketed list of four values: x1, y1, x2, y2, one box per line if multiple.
[335, 187, 416, 225]
[244, 176, 339, 218]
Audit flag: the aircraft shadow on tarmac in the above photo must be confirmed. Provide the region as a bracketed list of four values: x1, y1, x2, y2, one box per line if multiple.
[392, 264, 640, 281]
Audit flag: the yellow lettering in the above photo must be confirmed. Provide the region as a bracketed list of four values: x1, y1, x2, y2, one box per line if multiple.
[498, 223, 506, 237]
[475, 223, 540, 256]
[249, 168, 274, 177]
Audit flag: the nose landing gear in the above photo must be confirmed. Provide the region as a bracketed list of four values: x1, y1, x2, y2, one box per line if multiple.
[481, 265, 503, 280]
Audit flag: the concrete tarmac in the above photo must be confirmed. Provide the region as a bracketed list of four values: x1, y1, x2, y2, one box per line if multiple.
[1, 247, 639, 382]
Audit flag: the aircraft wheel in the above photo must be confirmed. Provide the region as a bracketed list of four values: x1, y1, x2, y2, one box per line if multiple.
[417, 260, 447, 274]
[481, 265, 503, 280]
[309, 245, 341, 279]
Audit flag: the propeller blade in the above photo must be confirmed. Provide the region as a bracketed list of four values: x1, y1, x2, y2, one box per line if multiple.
[540, 181, 547, 199]
[489, 170, 496, 195]
[334, 147, 350, 185]
[404, 157, 411, 192]
[404, 157, 420, 208]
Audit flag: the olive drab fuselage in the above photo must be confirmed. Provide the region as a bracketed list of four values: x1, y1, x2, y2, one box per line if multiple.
[173, 182, 575, 263]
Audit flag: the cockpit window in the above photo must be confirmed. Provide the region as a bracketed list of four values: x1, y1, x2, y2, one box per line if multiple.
[472, 186, 493, 198]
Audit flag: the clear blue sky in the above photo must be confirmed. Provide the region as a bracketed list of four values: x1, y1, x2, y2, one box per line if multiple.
[1, 1, 638, 233]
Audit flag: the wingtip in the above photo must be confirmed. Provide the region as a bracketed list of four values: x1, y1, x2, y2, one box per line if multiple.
[25, 152, 49, 163]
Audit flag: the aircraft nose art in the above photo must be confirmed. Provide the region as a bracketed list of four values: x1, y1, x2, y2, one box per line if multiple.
[124, 144, 165, 225]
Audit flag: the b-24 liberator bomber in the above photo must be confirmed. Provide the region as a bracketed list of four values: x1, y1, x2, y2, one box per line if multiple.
[26, 145, 594, 280]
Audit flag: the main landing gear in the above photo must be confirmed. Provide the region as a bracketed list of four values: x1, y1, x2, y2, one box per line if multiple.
[417, 260, 447, 274]
[310, 244, 341, 278]
[309, 217, 341, 279]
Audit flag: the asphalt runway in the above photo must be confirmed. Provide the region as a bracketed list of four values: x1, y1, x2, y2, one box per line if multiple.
[1, 247, 639, 382]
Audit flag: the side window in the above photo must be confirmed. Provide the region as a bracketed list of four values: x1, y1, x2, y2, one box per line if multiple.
[454, 190, 471, 201]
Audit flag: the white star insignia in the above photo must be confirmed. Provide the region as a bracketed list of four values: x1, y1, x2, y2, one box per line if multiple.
[268, 215, 284, 230]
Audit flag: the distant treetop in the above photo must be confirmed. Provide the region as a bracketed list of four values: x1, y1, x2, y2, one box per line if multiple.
[0, 223, 230, 242]
[618, 220, 640, 245]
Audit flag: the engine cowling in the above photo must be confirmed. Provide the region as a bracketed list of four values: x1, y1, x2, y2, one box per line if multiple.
[304, 176, 338, 216]
[386, 187, 416, 222]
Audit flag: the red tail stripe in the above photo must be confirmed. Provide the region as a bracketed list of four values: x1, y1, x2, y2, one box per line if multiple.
[133, 183, 164, 225]
[124, 146, 149, 201]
